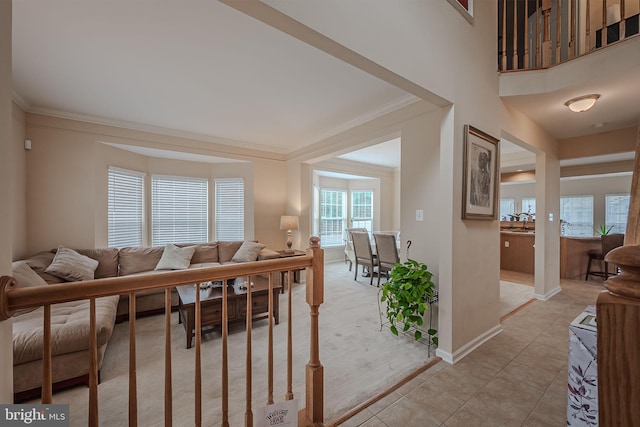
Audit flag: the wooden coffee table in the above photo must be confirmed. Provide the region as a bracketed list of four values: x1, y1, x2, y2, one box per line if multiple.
[177, 275, 282, 349]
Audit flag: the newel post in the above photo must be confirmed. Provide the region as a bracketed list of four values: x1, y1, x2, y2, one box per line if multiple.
[597, 128, 640, 426]
[596, 245, 640, 426]
[304, 236, 324, 427]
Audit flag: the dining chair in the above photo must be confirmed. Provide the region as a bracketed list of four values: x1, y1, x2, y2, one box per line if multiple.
[585, 233, 625, 280]
[373, 233, 400, 287]
[350, 231, 378, 286]
[344, 227, 368, 271]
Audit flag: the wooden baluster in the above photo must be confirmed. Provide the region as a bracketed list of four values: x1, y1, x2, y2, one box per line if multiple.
[129, 293, 138, 427]
[536, 0, 541, 68]
[620, 0, 626, 40]
[304, 238, 324, 425]
[245, 276, 253, 427]
[42, 305, 52, 404]
[556, 0, 562, 63]
[286, 270, 294, 401]
[524, 0, 530, 69]
[542, 0, 552, 66]
[89, 299, 99, 427]
[222, 280, 229, 427]
[164, 288, 173, 427]
[602, 0, 608, 47]
[267, 274, 274, 405]
[502, 0, 508, 70]
[586, 0, 592, 50]
[570, 0, 576, 59]
[195, 286, 202, 427]
[513, 0, 519, 69]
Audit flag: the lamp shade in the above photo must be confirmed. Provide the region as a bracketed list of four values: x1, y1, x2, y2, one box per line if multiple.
[280, 215, 299, 231]
[565, 94, 600, 113]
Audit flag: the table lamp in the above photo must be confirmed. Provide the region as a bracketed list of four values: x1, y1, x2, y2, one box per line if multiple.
[280, 215, 299, 252]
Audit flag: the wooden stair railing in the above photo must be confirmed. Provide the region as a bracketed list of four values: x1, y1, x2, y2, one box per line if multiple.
[0, 237, 325, 427]
[596, 126, 640, 426]
[499, 0, 640, 72]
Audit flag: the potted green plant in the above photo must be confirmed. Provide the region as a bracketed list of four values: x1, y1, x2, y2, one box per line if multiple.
[380, 259, 438, 343]
[596, 224, 614, 236]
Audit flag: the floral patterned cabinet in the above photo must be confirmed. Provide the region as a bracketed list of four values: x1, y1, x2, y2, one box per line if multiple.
[568, 305, 598, 426]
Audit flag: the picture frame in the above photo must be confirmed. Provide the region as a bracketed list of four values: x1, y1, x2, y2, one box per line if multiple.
[447, 0, 474, 24]
[461, 125, 500, 220]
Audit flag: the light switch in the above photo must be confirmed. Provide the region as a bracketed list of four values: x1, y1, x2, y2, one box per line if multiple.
[505, 241, 509, 247]
[416, 210, 424, 221]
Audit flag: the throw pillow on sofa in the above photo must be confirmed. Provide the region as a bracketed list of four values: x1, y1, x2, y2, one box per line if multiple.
[155, 243, 196, 270]
[11, 261, 48, 316]
[231, 241, 266, 263]
[45, 247, 99, 282]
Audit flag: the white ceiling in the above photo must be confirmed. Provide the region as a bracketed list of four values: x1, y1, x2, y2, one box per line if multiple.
[337, 138, 401, 169]
[11, 1, 639, 172]
[11, 0, 413, 154]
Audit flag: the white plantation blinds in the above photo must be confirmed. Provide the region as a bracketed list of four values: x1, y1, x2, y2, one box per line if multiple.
[215, 178, 244, 241]
[606, 194, 630, 234]
[152, 175, 208, 245]
[320, 189, 346, 246]
[108, 167, 145, 248]
[351, 190, 373, 232]
[560, 195, 594, 237]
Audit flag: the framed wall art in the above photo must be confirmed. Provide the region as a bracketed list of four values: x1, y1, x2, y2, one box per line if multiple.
[461, 125, 500, 220]
[447, 0, 474, 24]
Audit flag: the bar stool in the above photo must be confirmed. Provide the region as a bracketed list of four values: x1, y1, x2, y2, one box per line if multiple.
[585, 233, 624, 280]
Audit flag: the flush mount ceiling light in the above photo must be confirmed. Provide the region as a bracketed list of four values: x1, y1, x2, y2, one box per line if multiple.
[564, 94, 600, 112]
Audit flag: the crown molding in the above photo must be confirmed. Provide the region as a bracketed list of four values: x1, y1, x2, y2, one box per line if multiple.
[26, 105, 290, 155]
[12, 90, 29, 111]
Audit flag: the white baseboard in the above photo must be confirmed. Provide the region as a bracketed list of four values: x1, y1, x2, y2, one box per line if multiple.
[533, 285, 561, 301]
[435, 323, 503, 364]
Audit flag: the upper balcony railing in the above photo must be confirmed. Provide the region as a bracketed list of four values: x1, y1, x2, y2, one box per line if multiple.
[498, 0, 640, 72]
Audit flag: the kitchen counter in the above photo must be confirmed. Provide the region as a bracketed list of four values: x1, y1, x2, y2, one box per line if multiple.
[500, 231, 535, 274]
[500, 231, 602, 280]
[560, 236, 601, 280]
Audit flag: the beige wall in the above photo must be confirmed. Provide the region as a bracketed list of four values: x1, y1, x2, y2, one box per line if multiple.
[0, 0, 13, 402]
[24, 114, 288, 254]
[11, 103, 27, 259]
[265, 1, 564, 361]
[559, 127, 637, 159]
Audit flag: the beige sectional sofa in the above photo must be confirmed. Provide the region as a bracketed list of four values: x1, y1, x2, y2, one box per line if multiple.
[11, 240, 279, 400]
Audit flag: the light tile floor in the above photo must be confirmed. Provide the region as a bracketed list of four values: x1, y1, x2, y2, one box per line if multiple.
[337, 275, 605, 427]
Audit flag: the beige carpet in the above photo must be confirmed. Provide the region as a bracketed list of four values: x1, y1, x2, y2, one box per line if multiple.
[47, 261, 435, 426]
[499, 280, 535, 318]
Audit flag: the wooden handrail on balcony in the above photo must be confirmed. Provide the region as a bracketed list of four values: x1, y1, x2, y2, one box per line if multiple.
[499, 0, 640, 72]
[0, 237, 325, 427]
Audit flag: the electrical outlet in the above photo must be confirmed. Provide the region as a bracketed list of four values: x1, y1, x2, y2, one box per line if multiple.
[504, 241, 509, 247]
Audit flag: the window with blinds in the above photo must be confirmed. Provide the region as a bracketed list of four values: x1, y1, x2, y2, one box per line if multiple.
[215, 178, 244, 241]
[606, 193, 630, 234]
[351, 190, 373, 232]
[320, 189, 346, 247]
[152, 175, 208, 245]
[499, 198, 514, 220]
[521, 198, 536, 216]
[108, 167, 145, 248]
[560, 195, 594, 237]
